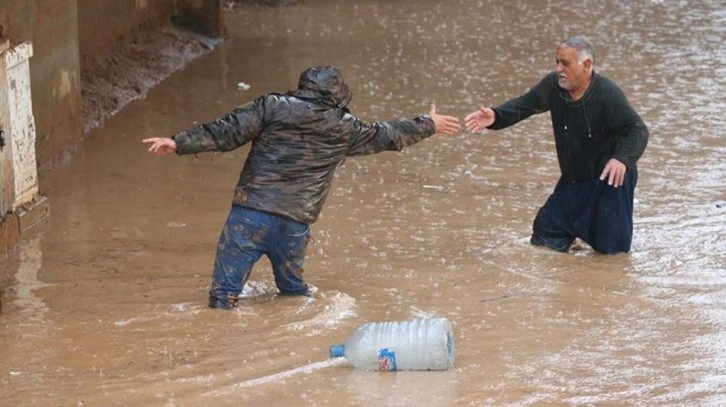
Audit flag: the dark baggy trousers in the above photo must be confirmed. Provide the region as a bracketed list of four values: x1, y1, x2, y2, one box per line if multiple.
[530, 166, 638, 254]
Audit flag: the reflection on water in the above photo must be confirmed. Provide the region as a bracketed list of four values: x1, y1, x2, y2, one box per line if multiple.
[0, 0, 724, 405]
[341, 369, 458, 407]
[12, 238, 50, 319]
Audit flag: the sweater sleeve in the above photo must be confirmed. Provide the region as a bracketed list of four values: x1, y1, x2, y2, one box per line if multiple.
[344, 114, 436, 156]
[489, 73, 554, 130]
[172, 97, 266, 155]
[606, 86, 649, 169]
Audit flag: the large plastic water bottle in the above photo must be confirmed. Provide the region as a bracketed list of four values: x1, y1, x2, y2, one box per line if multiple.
[329, 317, 455, 371]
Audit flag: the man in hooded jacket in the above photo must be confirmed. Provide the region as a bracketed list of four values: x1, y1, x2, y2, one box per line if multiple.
[144, 65, 460, 309]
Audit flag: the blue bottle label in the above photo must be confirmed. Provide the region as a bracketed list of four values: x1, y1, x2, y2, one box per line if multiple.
[377, 348, 397, 371]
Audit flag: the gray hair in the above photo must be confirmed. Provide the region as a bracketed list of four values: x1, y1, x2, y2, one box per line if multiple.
[559, 36, 595, 65]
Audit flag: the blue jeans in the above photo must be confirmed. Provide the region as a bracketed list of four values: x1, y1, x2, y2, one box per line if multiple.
[530, 166, 638, 254]
[208, 206, 311, 309]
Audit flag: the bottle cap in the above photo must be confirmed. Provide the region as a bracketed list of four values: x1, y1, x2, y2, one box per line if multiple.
[329, 344, 344, 358]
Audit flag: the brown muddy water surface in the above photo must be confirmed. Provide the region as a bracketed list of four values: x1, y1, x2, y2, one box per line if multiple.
[1, 0, 725, 405]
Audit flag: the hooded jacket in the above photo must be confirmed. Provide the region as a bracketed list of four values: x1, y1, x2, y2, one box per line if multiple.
[172, 65, 435, 224]
[489, 72, 648, 182]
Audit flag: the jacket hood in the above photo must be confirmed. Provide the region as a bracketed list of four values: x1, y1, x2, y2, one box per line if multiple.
[290, 65, 352, 109]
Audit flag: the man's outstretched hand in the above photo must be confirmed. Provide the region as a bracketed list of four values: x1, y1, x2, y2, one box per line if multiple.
[464, 107, 495, 133]
[143, 138, 177, 156]
[429, 104, 461, 135]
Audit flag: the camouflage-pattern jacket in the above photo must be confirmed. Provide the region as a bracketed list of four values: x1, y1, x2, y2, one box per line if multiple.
[172, 66, 435, 224]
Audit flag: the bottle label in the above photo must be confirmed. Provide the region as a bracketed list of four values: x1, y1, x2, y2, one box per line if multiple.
[377, 348, 397, 371]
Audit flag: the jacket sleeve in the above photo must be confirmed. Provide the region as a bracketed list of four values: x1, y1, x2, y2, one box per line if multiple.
[172, 97, 266, 155]
[606, 87, 649, 169]
[345, 114, 436, 156]
[489, 73, 553, 130]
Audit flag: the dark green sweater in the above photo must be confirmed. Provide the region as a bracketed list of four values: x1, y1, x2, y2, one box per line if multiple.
[489, 72, 648, 182]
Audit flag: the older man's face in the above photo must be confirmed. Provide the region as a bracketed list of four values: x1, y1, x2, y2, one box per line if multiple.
[555, 46, 591, 94]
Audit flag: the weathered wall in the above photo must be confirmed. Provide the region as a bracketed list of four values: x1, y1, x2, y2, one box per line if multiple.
[173, 0, 226, 38]
[0, 0, 223, 256]
[79, 0, 224, 63]
[0, 0, 82, 256]
[77, 0, 176, 63]
[1, 0, 223, 169]
[0, 48, 12, 216]
[0, 0, 83, 168]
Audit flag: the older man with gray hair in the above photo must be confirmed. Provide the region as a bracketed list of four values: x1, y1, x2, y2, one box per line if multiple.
[465, 36, 649, 254]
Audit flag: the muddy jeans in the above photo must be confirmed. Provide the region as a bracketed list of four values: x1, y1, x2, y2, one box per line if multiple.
[208, 205, 310, 309]
[530, 166, 637, 254]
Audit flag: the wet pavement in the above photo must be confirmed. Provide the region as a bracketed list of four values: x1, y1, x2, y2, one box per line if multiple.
[1, 0, 725, 405]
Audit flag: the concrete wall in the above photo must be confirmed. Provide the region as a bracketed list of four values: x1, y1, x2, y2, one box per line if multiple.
[0, 0, 223, 256]
[1, 0, 223, 169]
[0, 46, 12, 217]
[173, 0, 226, 38]
[0, 0, 83, 168]
[77, 0, 176, 63]
[79, 0, 224, 63]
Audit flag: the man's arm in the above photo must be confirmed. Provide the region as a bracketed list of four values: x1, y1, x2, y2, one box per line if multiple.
[607, 87, 649, 169]
[599, 87, 648, 188]
[346, 104, 459, 156]
[171, 97, 267, 155]
[488, 73, 553, 130]
[465, 73, 554, 133]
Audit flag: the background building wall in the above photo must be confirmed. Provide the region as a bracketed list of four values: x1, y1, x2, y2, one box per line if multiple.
[0, 0, 223, 255]
[0, 0, 83, 167]
[77, 0, 176, 63]
[1, 0, 223, 168]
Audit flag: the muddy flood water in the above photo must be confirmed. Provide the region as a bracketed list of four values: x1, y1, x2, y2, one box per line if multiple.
[1, 0, 724, 405]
